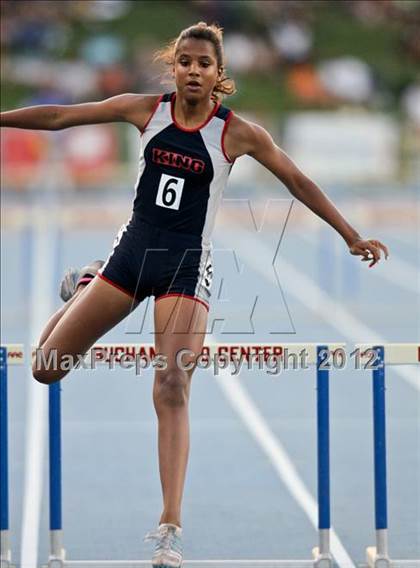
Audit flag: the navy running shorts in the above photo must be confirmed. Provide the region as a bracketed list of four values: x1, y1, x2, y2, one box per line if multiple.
[98, 216, 212, 311]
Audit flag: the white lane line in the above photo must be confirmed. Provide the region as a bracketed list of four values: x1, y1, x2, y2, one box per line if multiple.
[216, 231, 420, 391]
[21, 210, 55, 568]
[215, 366, 356, 568]
[357, 254, 419, 295]
[20, 382, 47, 568]
[372, 257, 420, 295]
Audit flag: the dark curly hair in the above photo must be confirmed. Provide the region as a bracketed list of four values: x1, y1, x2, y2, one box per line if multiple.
[154, 22, 236, 101]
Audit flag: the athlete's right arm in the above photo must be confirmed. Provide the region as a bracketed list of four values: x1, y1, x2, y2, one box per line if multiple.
[0, 93, 158, 131]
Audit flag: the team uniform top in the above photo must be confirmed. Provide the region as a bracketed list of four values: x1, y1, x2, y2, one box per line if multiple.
[99, 92, 234, 309]
[133, 92, 234, 248]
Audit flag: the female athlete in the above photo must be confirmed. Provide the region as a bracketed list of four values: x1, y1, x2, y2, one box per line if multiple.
[0, 22, 388, 567]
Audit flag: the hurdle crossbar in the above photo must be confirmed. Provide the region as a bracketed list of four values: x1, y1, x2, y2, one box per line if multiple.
[41, 562, 328, 567]
[40, 562, 420, 568]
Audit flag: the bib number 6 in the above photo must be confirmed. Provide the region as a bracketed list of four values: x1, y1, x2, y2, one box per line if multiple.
[156, 173, 184, 210]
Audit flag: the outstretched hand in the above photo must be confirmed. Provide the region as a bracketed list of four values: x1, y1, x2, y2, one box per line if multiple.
[349, 238, 389, 268]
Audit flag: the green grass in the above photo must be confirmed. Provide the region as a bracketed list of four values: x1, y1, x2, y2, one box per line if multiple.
[0, 82, 33, 111]
[108, 1, 193, 48]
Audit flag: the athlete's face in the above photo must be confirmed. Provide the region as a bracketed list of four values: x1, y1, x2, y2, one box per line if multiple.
[173, 38, 221, 102]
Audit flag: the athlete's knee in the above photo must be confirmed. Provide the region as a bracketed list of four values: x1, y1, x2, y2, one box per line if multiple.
[154, 368, 189, 409]
[32, 366, 66, 384]
[32, 348, 67, 384]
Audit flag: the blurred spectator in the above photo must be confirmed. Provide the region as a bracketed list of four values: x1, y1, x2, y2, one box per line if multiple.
[317, 57, 375, 104]
[0, 128, 49, 189]
[0, 1, 71, 54]
[349, 0, 388, 25]
[25, 82, 72, 106]
[131, 38, 172, 92]
[286, 63, 333, 105]
[224, 33, 274, 73]
[401, 24, 420, 62]
[270, 20, 313, 64]
[97, 65, 133, 98]
[74, 0, 130, 21]
[3, 57, 98, 101]
[56, 62, 99, 100]
[81, 35, 125, 67]
[223, 33, 257, 73]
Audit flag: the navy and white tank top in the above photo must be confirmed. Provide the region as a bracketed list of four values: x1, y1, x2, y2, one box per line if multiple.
[132, 92, 234, 247]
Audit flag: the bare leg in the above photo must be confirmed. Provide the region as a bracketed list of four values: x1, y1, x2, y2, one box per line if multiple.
[33, 277, 138, 384]
[153, 296, 208, 527]
[37, 285, 88, 347]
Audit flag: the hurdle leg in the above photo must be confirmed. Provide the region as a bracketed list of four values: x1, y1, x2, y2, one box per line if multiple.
[366, 346, 392, 568]
[47, 382, 66, 567]
[0, 347, 16, 568]
[312, 346, 333, 568]
[0, 348, 11, 567]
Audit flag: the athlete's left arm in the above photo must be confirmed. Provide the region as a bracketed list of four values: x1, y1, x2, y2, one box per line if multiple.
[226, 116, 389, 267]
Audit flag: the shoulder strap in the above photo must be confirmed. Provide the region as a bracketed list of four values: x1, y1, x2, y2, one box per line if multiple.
[215, 103, 231, 121]
[161, 92, 173, 103]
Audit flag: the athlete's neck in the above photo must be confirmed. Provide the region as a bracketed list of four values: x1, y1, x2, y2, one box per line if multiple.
[173, 93, 216, 128]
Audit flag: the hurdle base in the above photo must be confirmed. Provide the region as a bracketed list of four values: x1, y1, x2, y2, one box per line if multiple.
[366, 546, 392, 568]
[0, 557, 16, 568]
[0, 530, 16, 568]
[0, 561, 16, 568]
[312, 547, 333, 568]
[41, 548, 66, 568]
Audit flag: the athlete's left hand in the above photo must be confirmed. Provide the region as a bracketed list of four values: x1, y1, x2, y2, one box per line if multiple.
[349, 239, 389, 268]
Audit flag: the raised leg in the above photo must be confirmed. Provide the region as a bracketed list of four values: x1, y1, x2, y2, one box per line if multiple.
[32, 277, 138, 384]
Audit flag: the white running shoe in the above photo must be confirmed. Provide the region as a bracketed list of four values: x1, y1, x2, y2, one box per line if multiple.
[59, 260, 104, 302]
[144, 523, 183, 567]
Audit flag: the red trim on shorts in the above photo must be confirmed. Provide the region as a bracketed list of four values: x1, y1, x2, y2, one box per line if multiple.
[221, 110, 234, 164]
[141, 94, 164, 134]
[155, 293, 209, 312]
[170, 92, 221, 133]
[97, 273, 136, 300]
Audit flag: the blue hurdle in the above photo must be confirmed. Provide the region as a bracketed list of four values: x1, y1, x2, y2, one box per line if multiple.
[42, 342, 342, 568]
[49, 381, 65, 562]
[356, 343, 420, 568]
[3, 342, 417, 567]
[0, 344, 23, 568]
[313, 345, 332, 567]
